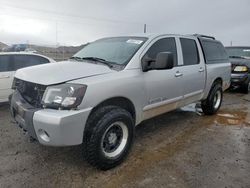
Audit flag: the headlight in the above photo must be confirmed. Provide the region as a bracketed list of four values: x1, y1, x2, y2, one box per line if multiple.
[234, 66, 248, 72]
[42, 84, 87, 109]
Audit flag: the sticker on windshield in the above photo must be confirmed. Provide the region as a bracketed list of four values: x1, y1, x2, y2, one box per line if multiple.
[126, 39, 143, 45]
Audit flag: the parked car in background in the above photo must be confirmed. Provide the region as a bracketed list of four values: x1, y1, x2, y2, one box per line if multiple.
[25, 48, 37, 53]
[0, 52, 55, 103]
[226, 46, 250, 93]
[10, 34, 230, 170]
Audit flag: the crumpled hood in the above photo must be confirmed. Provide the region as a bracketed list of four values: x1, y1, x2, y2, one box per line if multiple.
[15, 60, 115, 85]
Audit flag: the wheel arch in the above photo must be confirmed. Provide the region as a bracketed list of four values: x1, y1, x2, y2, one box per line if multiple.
[213, 77, 223, 86]
[203, 77, 223, 100]
[88, 96, 136, 123]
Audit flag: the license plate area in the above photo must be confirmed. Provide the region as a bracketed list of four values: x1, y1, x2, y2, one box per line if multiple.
[13, 102, 27, 129]
[17, 103, 25, 118]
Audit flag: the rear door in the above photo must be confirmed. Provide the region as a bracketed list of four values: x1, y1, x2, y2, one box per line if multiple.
[0, 55, 15, 102]
[177, 37, 206, 105]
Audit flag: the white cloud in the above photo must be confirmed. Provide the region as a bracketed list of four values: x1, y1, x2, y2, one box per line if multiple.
[0, 0, 249, 46]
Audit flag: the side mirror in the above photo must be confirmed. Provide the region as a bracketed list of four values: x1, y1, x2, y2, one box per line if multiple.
[142, 52, 174, 72]
[154, 52, 174, 70]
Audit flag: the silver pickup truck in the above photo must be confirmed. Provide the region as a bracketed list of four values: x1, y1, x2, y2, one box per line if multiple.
[10, 34, 231, 170]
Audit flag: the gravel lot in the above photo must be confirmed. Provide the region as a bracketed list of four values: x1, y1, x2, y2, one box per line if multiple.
[0, 92, 250, 188]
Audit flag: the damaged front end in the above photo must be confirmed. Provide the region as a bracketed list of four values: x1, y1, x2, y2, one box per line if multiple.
[10, 78, 47, 140]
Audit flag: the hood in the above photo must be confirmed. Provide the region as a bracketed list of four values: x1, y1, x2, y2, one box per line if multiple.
[229, 58, 250, 67]
[15, 60, 115, 85]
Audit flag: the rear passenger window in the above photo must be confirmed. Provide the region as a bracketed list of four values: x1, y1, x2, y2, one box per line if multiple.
[11, 55, 50, 71]
[0, 55, 10, 72]
[12, 55, 30, 70]
[180, 38, 199, 66]
[201, 41, 228, 63]
[144, 37, 178, 66]
[29, 56, 50, 65]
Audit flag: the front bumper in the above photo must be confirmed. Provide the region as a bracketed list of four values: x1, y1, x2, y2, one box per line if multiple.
[10, 91, 92, 146]
[231, 73, 249, 86]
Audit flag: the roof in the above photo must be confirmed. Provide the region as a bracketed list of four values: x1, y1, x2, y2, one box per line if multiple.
[225, 46, 250, 48]
[106, 33, 201, 40]
[0, 52, 56, 62]
[0, 51, 38, 55]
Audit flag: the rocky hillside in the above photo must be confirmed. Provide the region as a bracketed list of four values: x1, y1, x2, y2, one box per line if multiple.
[29, 44, 88, 61]
[0, 43, 88, 61]
[0, 42, 8, 51]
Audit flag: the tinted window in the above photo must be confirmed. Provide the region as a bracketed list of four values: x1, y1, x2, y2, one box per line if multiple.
[225, 47, 250, 59]
[143, 37, 177, 65]
[29, 56, 49, 65]
[0, 55, 10, 72]
[180, 38, 199, 65]
[201, 40, 228, 63]
[12, 55, 30, 70]
[11, 55, 49, 71]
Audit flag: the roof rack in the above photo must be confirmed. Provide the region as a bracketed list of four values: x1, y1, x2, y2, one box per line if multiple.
[193, 34, 215, 40]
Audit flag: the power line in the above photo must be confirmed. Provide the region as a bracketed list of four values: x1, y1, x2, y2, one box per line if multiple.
[1, 2, 143, 26]
[0, 6, 149, 33]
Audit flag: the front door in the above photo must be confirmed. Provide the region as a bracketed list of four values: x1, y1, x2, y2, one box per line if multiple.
[142, 37, 183, 120]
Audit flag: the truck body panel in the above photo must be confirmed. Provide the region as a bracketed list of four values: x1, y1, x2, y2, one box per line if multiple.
[10, 34, 231, 147]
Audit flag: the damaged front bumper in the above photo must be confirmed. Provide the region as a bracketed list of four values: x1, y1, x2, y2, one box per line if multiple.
[10, 90, 92, 146]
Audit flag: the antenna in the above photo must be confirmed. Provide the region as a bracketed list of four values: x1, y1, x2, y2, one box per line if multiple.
[144, 24, 147, 33]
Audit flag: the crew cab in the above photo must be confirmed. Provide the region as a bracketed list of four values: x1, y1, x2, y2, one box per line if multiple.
[10, 34, 231, 170]
[0, 52, 55, 103]
[225, 46, 250, 93]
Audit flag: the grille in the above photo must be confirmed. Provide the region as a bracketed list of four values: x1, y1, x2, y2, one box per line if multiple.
[231, 64, 237, 72]
[13, 78, 47, 108]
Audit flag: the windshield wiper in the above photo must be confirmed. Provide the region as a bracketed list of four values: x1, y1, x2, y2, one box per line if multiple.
[69, 56, 83, 61]
[80, 57, 114, 68]
[229, 55, 246, 59]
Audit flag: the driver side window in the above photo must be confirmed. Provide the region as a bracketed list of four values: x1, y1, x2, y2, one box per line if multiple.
[144, 37, 178, 66]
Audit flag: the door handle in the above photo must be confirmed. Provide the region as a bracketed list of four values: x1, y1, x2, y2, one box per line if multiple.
[199, 68, 204, 72]
[175, 71, 183, 77]
[0, 75, 10, 79]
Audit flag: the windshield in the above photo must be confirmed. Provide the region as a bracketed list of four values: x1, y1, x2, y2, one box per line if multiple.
[73, 37, 147, 65]
[226, 47, 250, 59]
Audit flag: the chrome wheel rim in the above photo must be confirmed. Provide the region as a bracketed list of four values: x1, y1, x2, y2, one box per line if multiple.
[213, 90, 222, 109]
[101, 121, 128, 158]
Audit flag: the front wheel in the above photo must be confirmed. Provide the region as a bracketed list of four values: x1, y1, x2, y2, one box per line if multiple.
[84, 106, 134, 170]
[201, 83, 223, 115]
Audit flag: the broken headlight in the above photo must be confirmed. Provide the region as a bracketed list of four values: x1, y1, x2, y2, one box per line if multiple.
[42, 84, 87, 109]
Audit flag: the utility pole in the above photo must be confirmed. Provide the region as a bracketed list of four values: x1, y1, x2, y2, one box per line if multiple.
[55, 21, 58, 60]
[230, 41, 233, 46]
[144, 24, 147, 33]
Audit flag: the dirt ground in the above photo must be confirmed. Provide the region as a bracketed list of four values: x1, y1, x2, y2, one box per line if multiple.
[0, 92, 250, 188]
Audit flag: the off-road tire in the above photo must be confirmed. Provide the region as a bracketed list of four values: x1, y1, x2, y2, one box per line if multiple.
[83, 106, 134, 170]
[201, 83, 223, 115]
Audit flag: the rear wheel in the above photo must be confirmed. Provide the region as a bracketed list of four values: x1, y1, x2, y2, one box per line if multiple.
[84, 106, 134, 170]
[201, 83, 223, 115]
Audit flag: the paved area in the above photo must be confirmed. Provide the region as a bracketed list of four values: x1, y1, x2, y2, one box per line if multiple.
[0, 92, 250, 188]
